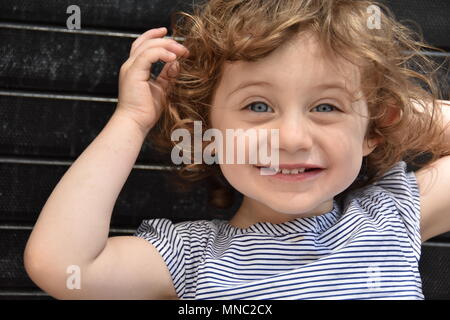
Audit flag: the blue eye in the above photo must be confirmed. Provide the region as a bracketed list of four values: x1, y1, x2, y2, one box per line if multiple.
[244, 101, 274, 113]
[312, 104, 340, 112]
[244, 102, 340, 113]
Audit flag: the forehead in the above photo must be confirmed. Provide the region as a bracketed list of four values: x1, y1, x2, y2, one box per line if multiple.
[217, 32, 363, 101]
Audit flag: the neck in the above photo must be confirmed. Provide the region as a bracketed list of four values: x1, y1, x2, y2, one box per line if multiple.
[229, 196, 334, 229]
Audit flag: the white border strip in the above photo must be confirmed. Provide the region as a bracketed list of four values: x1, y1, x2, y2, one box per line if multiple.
[0, 22, 185, 41]
[421, 241, 450, 248]
[0, 156, 181, 171]
[0, 90, 117, 103]
[403, 50, 450, 57]
[0, 291, 50, 297]
[0, 225, 138, 234]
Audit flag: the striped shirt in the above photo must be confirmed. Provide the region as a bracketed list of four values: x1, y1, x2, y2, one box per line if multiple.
[134, 161, 423, 300]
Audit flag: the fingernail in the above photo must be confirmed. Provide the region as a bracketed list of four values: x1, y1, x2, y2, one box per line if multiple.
[175, 42, 185, 49]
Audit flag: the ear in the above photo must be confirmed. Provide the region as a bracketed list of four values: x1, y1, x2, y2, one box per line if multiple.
[363, 136, 380, 156]
[381, 99, 403, 127]
[362, 101, 403, 156]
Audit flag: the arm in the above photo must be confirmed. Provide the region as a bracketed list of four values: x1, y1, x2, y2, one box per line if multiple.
[438, 100, 450, 142]
[414, 100, 450, 243]
[412, 99, 450, 140]
[24, 27, 188, 299]
[23, 111, 177, 299]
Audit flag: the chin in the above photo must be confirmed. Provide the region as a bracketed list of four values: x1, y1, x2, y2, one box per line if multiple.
[257, 195, 318, 216]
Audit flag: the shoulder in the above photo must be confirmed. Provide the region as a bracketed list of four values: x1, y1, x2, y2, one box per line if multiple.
[134, 218, 224, 244]
[132, 218, 224, 299]
[361, 160, 420, 225]
[371, 161, 421, 231]
[341, 161, 422, 260]
[353, 158, 450, 243]
[349, 160, 419, 210]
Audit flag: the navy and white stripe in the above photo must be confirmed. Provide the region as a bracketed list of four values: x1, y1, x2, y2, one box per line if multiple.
[134, 161, 423, 300]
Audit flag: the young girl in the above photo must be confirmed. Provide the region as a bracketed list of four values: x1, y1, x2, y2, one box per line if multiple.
[24, 0, 450, 300]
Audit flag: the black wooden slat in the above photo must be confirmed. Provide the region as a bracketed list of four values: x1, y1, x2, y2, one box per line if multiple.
[0, 28, 131, 95]
[0, 0, 194, 32]
[0, 95, 170, 163]
[380, 0, 450, 50]
[0, 290, 53, 300]
[0, 0, 448, 49]
[0, 229, 125, 289]
[0, 229, 129, 300]
[1, 28, 448, 98]
[0, 155, 448, 238]
[0, 161, 238, 227]
[0, 228, 447, 299]
[419, 244, 450, 299]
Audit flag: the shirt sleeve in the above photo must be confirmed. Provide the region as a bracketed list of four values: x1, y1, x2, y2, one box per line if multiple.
[372, 160, 422, 262]
[133, 218, 187, 298]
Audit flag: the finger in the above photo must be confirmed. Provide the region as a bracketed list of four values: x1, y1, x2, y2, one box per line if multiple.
[128, 47, 178, 82]
[130, 27, 167, 57]
[130, 38, 188, 64]
[130, 27, 167, 56]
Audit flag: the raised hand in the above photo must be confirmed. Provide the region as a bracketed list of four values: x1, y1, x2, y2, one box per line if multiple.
[116, 27, 189, 134]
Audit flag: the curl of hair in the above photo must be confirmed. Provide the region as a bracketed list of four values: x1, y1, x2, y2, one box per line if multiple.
[147, 0, 450, 212]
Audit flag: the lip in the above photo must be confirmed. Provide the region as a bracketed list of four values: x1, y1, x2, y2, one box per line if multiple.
[254, 165, 325, 181]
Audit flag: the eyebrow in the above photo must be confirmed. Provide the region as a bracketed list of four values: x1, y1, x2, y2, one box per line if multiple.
[228, 80, 354, 98]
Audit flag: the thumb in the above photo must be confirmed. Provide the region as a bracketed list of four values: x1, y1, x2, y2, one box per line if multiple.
[155, 60, 179, 89]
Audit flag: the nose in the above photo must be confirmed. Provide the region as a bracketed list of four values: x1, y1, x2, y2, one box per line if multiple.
[276, 112, 313, 154]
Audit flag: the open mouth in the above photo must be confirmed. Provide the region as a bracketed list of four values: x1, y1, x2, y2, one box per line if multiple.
[254, 166, 323, 174]
[252, 165, 325, 182]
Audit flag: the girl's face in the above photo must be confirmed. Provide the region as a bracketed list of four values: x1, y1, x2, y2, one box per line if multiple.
[209, 32, 379, 225]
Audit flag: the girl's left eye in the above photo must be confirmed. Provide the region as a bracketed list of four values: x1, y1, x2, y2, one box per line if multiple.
[244, 101, 274, 113]
[312, 103, 340, 112]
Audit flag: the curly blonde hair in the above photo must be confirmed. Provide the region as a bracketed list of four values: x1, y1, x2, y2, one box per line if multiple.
[147, 0, 450, 213]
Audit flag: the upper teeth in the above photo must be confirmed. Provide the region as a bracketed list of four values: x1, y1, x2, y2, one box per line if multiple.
[281, 168, 306, 174]
[260, 167, 307, 174]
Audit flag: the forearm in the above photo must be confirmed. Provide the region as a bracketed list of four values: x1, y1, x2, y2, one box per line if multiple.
[25, 110, 148, 268]
[438, 99, 450, 143]
[413, 99, 450, 142]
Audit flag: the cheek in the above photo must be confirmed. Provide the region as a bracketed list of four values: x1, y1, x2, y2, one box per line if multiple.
[219, 163, 256, 195]
[323, 126, 366, 181]
[327, 127, 363, 156]
[333, 117, 367, 151]
[210, 104, 236, 128]
[215, 129, 262, 165]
